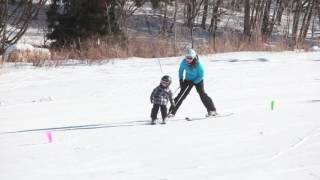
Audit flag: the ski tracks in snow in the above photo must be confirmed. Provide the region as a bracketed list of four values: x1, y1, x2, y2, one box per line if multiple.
[270, 127, 320, 160]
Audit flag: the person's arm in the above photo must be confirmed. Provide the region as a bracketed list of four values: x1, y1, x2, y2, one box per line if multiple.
[168, 90, 175, 107]
[179, 60, 186, 87]
[194, 62, 204, 84]
[150, 88, 156, 103]
[178, 60, 185, 81]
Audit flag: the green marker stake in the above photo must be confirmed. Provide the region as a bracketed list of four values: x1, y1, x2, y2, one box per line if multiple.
[271, 100, 275, 110]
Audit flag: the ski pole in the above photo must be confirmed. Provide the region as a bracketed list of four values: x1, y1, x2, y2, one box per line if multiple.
[174, 83, 191, 106]
[157, 58, 163, 73]
[168, 83, 191, 115]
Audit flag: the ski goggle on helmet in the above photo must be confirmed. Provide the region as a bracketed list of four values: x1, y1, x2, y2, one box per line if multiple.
[185, 48, 196, 63]
[160, 75, 172, 87]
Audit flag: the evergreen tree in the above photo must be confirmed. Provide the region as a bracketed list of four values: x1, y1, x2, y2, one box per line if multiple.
[47, 0, 121, 46]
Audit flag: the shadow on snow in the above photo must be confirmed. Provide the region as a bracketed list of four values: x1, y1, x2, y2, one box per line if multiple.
[210, 58, 269, 63]
[1, 119, 153, 135]
[1, 118, 188, 135]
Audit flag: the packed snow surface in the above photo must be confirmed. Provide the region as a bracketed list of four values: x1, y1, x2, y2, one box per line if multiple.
[0, 51, 320, 180]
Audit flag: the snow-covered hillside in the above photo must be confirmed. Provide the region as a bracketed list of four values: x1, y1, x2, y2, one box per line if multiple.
[0, 51, 320, 180]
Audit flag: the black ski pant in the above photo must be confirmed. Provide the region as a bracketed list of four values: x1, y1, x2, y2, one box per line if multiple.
[169, 80, 216, 115]
[151, 104, 167, 120]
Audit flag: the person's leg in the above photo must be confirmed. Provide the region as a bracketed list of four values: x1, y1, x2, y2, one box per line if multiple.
[160, 105, 167, 123]
[169, 82, 193, 115]
[151, 104, 160, 124]
[195, 80, 216, 112]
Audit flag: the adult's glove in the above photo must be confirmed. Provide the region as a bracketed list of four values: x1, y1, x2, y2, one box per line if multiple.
[184, 80, 193, 86]
[179, 79, 184, 87]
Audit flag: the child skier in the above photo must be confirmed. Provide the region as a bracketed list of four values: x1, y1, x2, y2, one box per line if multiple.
[150, 75, 175, 124]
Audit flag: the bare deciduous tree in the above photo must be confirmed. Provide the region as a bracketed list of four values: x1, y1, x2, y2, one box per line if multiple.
[317, 0, 320, 25]
[183, 0, 205, 47]
[0, 0, 9, 54]
[114, 0, 146, 34]
[170, 0, 178, 32]
[261, 0, 272, 40]
[209, 0, 223, 47]
[0, 0, 47, 54]
[201, 0, 209, 29]
[243, 0, 251, 38]
[298, 0, 316, 44]
[171, 0, 178, 55]
[292, 0, 303, 45]
[261, 0, 285, 41]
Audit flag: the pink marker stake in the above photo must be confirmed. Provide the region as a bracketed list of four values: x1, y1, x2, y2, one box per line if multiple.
[47, 131, 53, 143]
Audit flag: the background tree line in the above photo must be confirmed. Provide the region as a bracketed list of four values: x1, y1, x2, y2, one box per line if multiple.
[1, 0, 320, 55]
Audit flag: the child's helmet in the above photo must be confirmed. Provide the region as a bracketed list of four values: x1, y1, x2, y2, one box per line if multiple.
[161, 75, 172, 87]
[185, 48, 197, 59]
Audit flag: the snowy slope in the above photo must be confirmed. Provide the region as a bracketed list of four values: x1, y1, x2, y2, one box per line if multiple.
[0, 51, 320, 180]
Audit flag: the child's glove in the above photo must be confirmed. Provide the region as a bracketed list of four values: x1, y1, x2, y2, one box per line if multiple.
[171, 101, 176, 109]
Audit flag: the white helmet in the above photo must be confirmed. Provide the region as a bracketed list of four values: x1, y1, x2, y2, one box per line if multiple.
[185, 48, 197, 59]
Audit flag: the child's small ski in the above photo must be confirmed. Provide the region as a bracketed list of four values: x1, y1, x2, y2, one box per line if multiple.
[185, 113, 234, 121]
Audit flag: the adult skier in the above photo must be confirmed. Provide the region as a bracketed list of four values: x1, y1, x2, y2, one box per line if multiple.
[168, 49, 217, 117]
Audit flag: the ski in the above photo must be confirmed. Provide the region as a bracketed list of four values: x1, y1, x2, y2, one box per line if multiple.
[185, 113, 234, 121]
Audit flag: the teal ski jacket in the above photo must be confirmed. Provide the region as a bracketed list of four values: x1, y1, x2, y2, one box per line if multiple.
[179, 59, 204, 84]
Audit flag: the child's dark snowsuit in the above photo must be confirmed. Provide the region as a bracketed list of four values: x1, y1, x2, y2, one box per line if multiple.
[150, 84, 174, 123]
